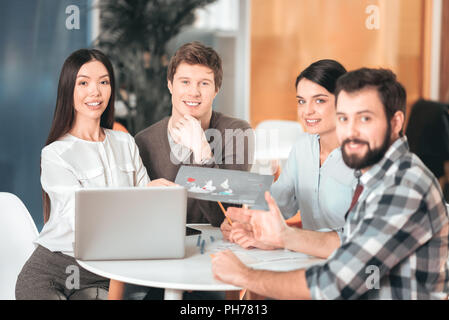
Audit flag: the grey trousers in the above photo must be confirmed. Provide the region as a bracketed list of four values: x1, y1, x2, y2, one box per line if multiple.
[15, 245, 109, 300]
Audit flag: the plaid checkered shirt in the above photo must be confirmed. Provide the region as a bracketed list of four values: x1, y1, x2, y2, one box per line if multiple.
[305, 136, 449, 299]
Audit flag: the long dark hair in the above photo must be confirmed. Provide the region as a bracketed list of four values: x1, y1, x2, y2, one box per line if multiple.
[295, 59, 347, 94]
[42, 49, 116, 223]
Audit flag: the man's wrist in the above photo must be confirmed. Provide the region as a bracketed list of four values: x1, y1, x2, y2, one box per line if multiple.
[240, 265, 254, 288]
[280, 225, 295, 249]
[201, 141, 213, 161]
[193, 139, 213, 164]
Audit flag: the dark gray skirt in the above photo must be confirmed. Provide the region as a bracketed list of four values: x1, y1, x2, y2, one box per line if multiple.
[15, 245, 109, 300]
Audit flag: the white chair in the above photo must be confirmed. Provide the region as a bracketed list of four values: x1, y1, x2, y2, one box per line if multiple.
[252, 120, 303, 174]
[0, 192, 39, 300]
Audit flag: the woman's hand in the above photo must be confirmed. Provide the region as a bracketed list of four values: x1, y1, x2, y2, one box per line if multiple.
[220, 218, 232, 241]
[147, 178, 178, 187]
[223, 205, 281, 250]
[220, 206, 251, 242]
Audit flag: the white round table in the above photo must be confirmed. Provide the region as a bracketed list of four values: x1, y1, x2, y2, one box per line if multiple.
[77, 224, 324, 300]
[77, 224, 240, 299]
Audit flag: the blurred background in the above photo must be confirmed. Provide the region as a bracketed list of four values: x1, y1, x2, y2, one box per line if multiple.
[1, 0, 448, 230]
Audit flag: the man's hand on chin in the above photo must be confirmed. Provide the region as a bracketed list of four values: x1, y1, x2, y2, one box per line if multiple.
[169, 114, 212, 164]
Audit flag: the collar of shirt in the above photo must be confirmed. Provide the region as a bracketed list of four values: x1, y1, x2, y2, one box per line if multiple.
[359, 136, 409, 190]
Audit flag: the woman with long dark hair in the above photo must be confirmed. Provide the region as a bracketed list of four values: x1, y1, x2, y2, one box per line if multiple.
[15, 49, 173, 300]
[223, 60, 356, 259]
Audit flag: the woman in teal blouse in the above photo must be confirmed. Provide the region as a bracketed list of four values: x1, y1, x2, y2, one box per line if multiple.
[223, 60, 356, 257]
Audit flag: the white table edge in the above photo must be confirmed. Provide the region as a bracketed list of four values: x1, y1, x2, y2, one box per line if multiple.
[76, 259, 242, 293]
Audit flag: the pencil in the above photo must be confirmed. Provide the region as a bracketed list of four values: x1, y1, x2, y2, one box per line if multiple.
[200, 239, 205, 254]
[218, 201, 233, 225]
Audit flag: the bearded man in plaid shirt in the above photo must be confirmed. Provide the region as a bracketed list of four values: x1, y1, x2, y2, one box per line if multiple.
[211, 68, 449, 299]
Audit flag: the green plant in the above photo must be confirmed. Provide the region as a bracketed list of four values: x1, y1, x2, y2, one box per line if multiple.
[95, 0, 217, 134]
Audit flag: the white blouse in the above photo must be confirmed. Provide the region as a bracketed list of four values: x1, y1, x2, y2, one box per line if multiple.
[35, 129, 150, 254]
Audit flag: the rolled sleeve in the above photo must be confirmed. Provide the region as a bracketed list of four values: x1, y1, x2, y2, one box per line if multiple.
[334, 227, 344, 245]
[305, 184, 434, 299]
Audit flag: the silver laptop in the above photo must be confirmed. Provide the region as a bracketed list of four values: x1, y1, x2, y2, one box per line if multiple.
[74, 186, 187, 261]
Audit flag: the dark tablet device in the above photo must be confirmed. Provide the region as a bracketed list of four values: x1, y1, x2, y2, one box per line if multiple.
[186, 226, 202, 236]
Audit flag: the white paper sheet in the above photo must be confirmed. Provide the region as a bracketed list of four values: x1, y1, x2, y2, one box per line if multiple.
[207, 240, 325, 269]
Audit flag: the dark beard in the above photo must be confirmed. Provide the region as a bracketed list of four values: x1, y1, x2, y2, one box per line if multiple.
[341, 124, 391, 170]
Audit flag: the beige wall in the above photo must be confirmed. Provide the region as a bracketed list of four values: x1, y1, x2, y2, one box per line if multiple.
[250, 0, 426, 127]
